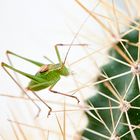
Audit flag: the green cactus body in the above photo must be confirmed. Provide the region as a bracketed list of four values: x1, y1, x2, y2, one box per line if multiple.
[82, 22, 140, 140]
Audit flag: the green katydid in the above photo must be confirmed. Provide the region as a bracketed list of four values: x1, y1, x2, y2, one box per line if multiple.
[1, 44, 87, 117]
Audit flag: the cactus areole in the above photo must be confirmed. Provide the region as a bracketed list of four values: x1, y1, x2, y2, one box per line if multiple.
[82, 20, 140, 140]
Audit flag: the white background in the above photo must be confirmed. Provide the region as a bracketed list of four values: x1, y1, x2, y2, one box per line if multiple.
[0, 0, 93, 139]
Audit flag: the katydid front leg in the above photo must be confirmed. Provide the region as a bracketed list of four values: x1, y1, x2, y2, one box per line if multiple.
[28, 79, 80, 104]
[54, 43, 88, 67]
[49, 83, 80, 103]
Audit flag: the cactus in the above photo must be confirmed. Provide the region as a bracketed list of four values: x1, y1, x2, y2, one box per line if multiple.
[81, 12, 140, 140]
[1, 0, 140, 139]
[73, 0, 140, 140]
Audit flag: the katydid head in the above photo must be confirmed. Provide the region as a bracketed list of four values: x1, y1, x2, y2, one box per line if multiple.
[58, 63, 69, 76]
[53, 44, 72, 76]
[56, 44, 87, 76]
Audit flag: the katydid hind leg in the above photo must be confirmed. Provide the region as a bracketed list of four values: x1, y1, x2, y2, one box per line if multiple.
[1, 65, 41, 118]
[6, 50, 44, 67]
[49, 85, 80, 103]
[1, 62, 43, 83]
[6, 50, 22, 89]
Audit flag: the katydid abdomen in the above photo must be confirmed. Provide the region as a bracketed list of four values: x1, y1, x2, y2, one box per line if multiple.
[27, 70, 60, 91]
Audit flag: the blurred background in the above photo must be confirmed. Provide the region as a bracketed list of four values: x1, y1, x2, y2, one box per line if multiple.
[0, 0, 128, 140]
